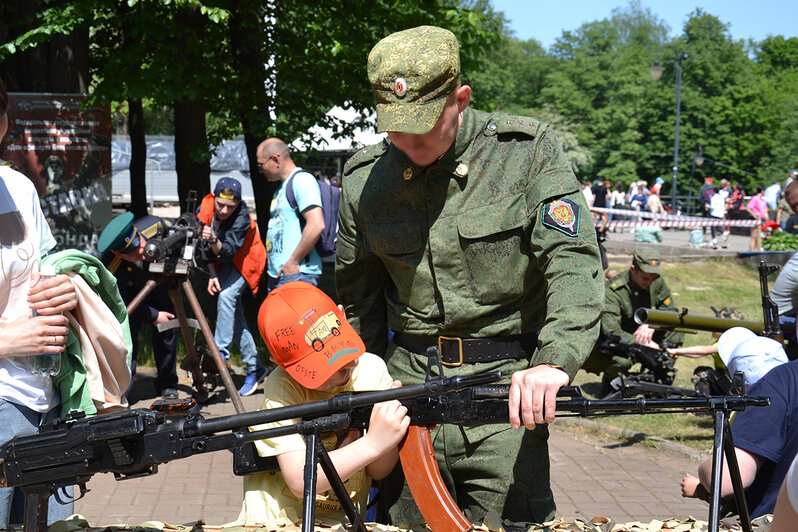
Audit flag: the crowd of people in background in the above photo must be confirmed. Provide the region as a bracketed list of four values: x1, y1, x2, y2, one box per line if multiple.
[581, 169, 798, 251]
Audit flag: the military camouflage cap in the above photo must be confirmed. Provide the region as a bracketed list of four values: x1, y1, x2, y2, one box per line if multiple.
[367, 25, 460, 134]
[633, 246, 663, 275]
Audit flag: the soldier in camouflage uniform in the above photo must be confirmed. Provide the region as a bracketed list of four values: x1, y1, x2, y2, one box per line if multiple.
[583, 247, 684, 383]
[335, 26, 604, 525]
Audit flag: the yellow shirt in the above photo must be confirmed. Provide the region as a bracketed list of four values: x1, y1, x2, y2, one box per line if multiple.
[237, 352, 393, 526]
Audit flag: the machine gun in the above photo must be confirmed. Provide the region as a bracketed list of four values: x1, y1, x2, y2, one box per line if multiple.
[125, 190, 244, 411]
[0, 366, 502, 532]
[142, 191, 205, 270]
[759, 260, 784, 343]
[593, 331, 699, 398]
[2, 344, 771, 532]
[350, 384, 768, 532]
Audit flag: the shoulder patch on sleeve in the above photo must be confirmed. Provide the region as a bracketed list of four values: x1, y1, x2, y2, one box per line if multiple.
[344, 139, 389, 176]
[541, 197, 580, 237]
[495, 113, 545, 138]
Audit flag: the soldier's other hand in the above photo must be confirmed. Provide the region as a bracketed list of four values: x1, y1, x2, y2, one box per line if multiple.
[208, 277, 221, 295]
[28, 272, 77, 314]
[508, 364, 569, 431]
[201, 225, 214, 240]
[154, 311, 174, 325]
[633, 324, 655, 346]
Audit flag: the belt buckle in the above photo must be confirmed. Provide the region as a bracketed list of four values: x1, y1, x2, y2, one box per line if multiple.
[438, 336, 463, 367]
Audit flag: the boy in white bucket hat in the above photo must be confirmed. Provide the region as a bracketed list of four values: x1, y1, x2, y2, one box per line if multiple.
[718, 327, 789, 389]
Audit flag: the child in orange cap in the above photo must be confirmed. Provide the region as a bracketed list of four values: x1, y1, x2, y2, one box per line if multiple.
[237, 281, 410, 527]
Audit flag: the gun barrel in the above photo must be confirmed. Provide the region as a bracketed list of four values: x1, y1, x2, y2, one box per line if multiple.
[557, 394, 770, 417]
[634, 308, 764, 335]
[188, 371, 504, 436]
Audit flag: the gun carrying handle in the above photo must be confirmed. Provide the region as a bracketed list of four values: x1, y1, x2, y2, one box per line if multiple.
[398, 425, 472, 532]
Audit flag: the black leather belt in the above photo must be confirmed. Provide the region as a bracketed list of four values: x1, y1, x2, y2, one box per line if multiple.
[392, 331, 537, 367]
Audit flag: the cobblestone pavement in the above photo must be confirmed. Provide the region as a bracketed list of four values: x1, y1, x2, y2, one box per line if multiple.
[72, 372, 709, 527]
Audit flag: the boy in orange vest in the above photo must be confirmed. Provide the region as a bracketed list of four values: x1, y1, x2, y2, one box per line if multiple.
[198, 176, 268, 395]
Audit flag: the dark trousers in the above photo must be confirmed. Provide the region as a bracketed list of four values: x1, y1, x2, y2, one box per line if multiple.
[128, 318, 178, 394]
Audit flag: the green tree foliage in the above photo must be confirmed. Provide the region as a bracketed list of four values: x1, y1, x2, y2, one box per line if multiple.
[471, 1, 798, 205]
[1, 0, 501, 216]
[5, 0, 798, 212]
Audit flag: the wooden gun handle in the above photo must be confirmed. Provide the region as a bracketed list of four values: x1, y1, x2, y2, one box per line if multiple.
[398, 425, 472, 532]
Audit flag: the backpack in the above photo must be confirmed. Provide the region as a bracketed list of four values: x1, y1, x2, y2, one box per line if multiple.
[285, 170, 341, 257]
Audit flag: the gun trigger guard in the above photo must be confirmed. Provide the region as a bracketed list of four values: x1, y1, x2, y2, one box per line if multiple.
[425, 347, 444, 381]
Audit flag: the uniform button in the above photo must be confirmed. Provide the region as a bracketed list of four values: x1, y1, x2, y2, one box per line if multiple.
[487, 123, 497, 131]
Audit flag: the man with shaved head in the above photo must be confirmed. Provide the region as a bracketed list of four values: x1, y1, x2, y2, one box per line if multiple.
[256, 138, 324, 292]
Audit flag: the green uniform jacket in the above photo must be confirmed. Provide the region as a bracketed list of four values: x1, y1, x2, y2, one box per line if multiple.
[602, 269, 681, 345]
[336, 107, 604, 380]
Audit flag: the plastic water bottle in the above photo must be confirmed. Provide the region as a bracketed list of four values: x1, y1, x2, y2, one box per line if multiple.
[29, 264, 62, 377]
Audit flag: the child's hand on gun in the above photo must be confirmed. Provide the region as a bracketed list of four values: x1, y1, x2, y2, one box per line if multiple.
[364, 380, 411, 454]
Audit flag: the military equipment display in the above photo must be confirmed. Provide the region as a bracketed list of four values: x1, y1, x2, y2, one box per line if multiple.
[593, 331, 698, 398]
[634, 307, 765, 335]
[759, 260, 784, 343]
[1, 365, 503, 532]
[125, 190, 245, 413]
[0, 348, 769, 532]
[635, 260, 782, 342]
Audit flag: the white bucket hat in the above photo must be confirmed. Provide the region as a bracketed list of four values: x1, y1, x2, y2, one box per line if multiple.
[718, 327, 788, 388]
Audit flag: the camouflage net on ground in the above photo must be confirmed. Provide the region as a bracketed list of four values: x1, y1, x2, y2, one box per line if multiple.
[37, 514, 774, 532]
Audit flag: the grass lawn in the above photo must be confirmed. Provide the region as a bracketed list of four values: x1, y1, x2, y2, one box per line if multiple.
[573, 256, 765, 452]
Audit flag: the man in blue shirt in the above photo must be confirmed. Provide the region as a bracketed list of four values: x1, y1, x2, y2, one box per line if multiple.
[256, 138, 324, 292]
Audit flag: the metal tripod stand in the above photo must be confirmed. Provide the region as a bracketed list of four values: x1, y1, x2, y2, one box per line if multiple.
[126, 269, 246, 414]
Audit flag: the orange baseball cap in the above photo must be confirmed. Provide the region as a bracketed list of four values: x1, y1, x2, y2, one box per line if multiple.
[258, 281, 365, 389]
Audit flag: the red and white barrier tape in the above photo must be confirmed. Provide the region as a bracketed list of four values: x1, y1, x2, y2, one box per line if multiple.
[590, 207, 759, 229]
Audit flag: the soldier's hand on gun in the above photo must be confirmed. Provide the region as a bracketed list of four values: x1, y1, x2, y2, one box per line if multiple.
[508, 364, 569, 430]
[28, 272, 77, 315]
[0, 313, 69, 356]
[633, 324, 657, 347]
[207, 277, 221, 296]
[201, 225, 214, 241]
[154, 311, 174, 326]
[364, 381, 410, 454]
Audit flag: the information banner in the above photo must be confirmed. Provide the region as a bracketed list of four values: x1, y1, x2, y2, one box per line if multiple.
[0, 93, 112, 251]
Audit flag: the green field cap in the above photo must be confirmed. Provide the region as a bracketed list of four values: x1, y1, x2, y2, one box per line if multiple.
[97, 212, 137, 254]
[368, 25, 460, 134]
[633, 246, 663, 275]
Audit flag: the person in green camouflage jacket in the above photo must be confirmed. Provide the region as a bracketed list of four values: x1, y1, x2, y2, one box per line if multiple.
[583, 247, 684, 382]
[335, 26, 604, 526]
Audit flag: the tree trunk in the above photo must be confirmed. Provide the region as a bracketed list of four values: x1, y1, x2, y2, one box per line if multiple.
[174, 97, 211, 209]
[228, 1, 275, 237]
[0, 1, 88, 93]
[128, 98, 148, 218]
